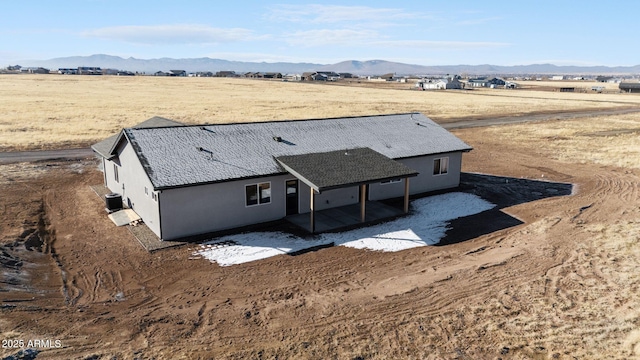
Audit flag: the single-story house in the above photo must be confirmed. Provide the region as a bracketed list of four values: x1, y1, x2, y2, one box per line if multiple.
[92, 113, 472, 240]
[467, 77, 506, 88]
[169, 70, 187, 77]
[263, 72, 283, 79]
[58, 68, 78, 75]
[215, 71, 237, 77]
[416, 76, 464, 90]
[21, 67, 50, 74]
[78, 67, 102, 75]
[303, 71, 341, 81]
[283, 74, 302, 81]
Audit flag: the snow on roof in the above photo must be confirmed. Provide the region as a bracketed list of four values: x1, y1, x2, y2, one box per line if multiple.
[122, 113, 472, 190]
[91, 116, 185, 159]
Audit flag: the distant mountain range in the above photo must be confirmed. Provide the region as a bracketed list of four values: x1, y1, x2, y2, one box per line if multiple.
[16, 54, 640, 76]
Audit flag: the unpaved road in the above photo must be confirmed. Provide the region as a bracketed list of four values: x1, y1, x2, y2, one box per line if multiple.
[2, 107, 640, 164]
[437, 106, 640, 129]
[0, 148, 94, 164]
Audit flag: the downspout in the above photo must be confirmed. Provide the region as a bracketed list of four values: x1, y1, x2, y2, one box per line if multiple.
[102, 158, 107, 186]
[157, 190, 163, 240]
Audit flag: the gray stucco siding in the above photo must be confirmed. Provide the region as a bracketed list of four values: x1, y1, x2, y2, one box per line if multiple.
[400, 152, 463, 194]
[368, 152, 463, 200]
[105, 142, 161, 237]
[159, 174, 292, 240]
[297, 182, 359, 214]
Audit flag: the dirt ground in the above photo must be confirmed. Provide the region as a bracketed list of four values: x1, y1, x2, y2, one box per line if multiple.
[1, 117, 640, 359]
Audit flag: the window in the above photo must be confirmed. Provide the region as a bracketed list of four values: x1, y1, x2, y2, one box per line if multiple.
[433, 157, 449, 175]
[380, 178, 402, 185]
[245, 182, 271, 206]
[152, 192, 158, 202]
[113, 164, 119, 183]
[144, 187, 149, 196]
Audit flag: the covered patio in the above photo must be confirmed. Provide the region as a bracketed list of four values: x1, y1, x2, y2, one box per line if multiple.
[276, 147, 418, 233]
[284, 200, 405, 233]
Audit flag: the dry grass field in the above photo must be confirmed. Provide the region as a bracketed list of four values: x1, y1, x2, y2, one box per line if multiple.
[2, 75, 640, 359]
[1, 74, 640, 151]
[516, 79, 624, 91]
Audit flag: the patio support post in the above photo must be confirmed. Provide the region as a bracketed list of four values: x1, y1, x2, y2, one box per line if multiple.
[404, 178, 410, 213]
[310, 188, 315, 233]
[360, 184, 366, 222]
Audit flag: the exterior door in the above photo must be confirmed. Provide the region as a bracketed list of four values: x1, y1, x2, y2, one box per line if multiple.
[285, 180, 299, 215]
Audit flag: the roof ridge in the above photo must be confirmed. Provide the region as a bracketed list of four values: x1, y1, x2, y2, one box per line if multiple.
[125, 112, 423, 130]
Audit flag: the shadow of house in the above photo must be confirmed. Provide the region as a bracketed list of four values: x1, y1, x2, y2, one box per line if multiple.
[436, 172, 574, 246]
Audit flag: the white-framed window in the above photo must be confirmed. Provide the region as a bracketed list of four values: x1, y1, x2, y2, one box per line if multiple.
[380, 178, 402, 185]
[433, 157, 449, 175]
[152, 192, 158, 202]
[245, 182, 271, 207]
[144, 187, 149, 196]
[113, 164, 119, 183]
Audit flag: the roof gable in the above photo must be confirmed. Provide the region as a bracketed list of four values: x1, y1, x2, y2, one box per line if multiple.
[91, 116, 185, 158]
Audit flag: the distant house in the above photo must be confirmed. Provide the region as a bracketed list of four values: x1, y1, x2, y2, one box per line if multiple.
[487, 78, 506, 88]
[78, 67, 102, 75]
[21, 67, 50, 74]
[283, 74, 302, 81]
[619, 83, 640, 93]
[416, 76, 464, 90]
[467, 77, 488, 87]
[382, 73, 395, 81]
[103, 68, 119, 75]
[92, 113, 472, 240]
[467, 77, 506, 88]
[596, 76, 613, 83]
[368, 73, 403, 82]
[304, 71, 340, 81]
[169, 70, 187, 77]
[244, 72, 266, 79]
[215, 71, 236, 77]
[551, 75, 565, 81]
[263, 72, 283, 79]
[58, 68, 77, 75]
[154, 71, 169, 76]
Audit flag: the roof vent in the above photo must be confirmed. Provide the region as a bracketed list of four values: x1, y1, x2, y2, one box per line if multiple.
[200, 126, 216, 134]
[273, 136, 283, 142]
[196, 146, 214, 159]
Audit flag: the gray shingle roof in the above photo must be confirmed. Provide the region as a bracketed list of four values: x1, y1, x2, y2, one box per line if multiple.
[276, 147, 418, 192]
[120, 113, 472, 190]
[91, 116, 184, 158]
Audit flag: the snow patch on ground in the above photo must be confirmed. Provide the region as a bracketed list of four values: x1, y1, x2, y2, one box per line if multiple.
[194, 192, 495, 266]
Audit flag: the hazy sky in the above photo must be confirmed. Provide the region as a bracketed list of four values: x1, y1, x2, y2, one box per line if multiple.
[2, 1, 637, 66]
